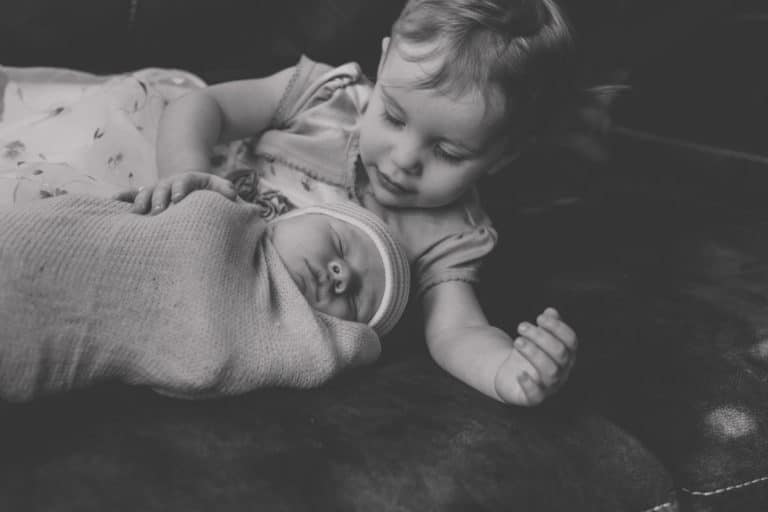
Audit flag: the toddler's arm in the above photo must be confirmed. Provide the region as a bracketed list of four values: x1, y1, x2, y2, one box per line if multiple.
[156, 66, 295, 179]
[423, 281, 577, 406]
[119, 67, 297, 213]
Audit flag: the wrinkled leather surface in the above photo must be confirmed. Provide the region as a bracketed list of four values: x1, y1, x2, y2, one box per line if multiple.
[482, 133, 768, 510]
[0, 358, 674, 512]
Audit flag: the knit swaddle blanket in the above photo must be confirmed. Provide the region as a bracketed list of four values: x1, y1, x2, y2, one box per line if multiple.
[0, 191, 381, 402]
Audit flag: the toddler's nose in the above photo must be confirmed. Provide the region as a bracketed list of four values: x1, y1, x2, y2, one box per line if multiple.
[328, 259, 351, 295]
[391, 140, 422, 176]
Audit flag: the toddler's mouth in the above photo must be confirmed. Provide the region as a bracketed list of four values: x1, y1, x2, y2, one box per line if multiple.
[375, 169, 413, 195]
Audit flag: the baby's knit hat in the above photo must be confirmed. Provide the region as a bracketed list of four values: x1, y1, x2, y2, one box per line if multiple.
[276, 202, 410, 337]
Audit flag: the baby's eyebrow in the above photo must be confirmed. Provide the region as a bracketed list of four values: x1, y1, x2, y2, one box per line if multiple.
[332, 223, 368, 321]
[344, 227, 378, 323]
[329, 225, 343, 252]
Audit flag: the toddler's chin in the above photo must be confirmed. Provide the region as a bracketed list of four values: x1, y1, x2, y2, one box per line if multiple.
[368, 183, 415, 209]
[373, 193, 405, 208]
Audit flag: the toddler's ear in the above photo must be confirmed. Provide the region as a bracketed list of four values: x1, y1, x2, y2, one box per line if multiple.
[377, 37, 391, 76]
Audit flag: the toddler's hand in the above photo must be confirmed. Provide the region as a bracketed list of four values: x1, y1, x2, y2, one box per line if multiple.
[114, 171, 237, 214]
[495, 307, 578, 406]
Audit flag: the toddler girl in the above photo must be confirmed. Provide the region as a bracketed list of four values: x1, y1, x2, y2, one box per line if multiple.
[134, 0, 581, 406]
[2, 0, 581, 406]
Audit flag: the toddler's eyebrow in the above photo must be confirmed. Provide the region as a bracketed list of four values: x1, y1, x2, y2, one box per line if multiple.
[438, 134, 481, 158]
[448, 139, 481, 156]
[380, 86, 406, 117]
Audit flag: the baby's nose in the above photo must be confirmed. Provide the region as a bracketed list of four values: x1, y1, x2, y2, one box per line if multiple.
[328, 259, 351, 294]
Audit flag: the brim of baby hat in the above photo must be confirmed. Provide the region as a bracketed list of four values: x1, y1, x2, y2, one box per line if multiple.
[274, 202, 410, 336]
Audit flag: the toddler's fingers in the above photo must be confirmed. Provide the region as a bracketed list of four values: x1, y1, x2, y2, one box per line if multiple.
[170, 172, 214, 203]
[131, 187, 153, 214]
[536, 312, 578, 351]
[517, 322, 571, 367]
[513, 334, 560, 386]
[495, 350, 542, 406]
[113, 188, 138, 202]
[206, 175, 237, 200]
[170, 177, 194, 204]
[150, 182, 173, 214]
[517, 372, 545, 406]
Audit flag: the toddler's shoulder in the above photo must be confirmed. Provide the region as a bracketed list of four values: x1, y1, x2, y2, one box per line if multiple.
[274, 55, 372, 128]
[374, 188, 494, 247]
[363, 191, 497, 296]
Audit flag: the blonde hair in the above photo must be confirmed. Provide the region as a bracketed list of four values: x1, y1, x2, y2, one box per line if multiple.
[390, 0, 576, 147]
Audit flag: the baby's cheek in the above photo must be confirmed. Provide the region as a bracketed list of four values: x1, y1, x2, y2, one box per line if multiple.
[317, 299, 354, 323]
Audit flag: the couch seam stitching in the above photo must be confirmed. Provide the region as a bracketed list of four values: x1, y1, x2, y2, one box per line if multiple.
[639, 501, 676, 512]
[681, 474, 768, 496]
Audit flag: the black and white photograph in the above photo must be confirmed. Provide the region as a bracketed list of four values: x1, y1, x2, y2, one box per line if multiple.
[1, 1, 766, 510]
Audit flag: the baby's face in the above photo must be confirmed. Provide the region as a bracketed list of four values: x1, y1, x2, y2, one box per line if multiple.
[268, 213, 386, 325]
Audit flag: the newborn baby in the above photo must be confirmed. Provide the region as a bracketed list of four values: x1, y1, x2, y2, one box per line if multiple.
[269, 203, 409, 335]
[0, 191, 409, 402]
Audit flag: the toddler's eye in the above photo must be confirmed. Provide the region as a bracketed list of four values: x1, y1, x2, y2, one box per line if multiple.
[381, 109, 405, 128]
[434, 145, 464, 164]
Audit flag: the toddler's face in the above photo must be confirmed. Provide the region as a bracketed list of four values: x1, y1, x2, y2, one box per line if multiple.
[358, 38, 513, 209]
[268, 213, 386, 325]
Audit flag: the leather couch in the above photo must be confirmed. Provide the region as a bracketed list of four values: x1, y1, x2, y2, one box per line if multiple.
[2, 1, 767, 510]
